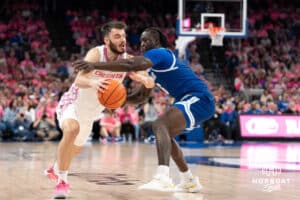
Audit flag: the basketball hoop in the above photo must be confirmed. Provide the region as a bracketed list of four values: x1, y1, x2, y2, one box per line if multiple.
[208, 26, 225, 46]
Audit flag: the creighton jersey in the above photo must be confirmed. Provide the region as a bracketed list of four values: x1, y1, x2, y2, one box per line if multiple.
[144, 48, 212, 101]
[56, 45, 127, 122]
[144, 48, 215, 130]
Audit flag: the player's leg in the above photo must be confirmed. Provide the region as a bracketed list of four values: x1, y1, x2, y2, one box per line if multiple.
[170, 138, 188, 172]
[52, 120, 93, 199]
[170, 138, 202, 193]
[140, 96, 214, 192]
[171, 95, 215, 193]
[100, 126, 109, 144]
[57, 119, 80, 171]
[110, 126, 121, 142]
[52, 119, 80, 199]
[139, 106, 186, 192]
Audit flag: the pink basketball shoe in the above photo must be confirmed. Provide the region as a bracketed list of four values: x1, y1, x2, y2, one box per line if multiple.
[44, 166, 58, 182]
[53, 180, 70, 199]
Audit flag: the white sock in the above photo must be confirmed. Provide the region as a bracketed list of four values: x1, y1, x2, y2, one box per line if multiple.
[180, 169, 193, 181]
[156, 165, 170, 177]
[58, 171, 68, 183]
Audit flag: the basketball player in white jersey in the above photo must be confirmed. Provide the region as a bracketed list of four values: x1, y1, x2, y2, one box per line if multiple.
[44, 21, 154, 199]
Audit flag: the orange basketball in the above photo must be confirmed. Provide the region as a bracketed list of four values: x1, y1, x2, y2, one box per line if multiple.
[98, 79, 127, 109]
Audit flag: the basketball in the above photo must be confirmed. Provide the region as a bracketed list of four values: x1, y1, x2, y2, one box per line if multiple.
[98, 79, 127, 109]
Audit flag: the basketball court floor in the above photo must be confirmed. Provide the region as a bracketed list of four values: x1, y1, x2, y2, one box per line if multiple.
[0, 141, 299, 200]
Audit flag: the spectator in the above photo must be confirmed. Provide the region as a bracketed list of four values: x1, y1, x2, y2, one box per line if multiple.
[189, 54, 204, 77]
[56, 59, 69, 80]
[20, 51, 35, 72]
[3, 99, 19, 135]
[12, 109, 34, 141]
[32, 113, 60, 141]
[203, 102, 231, 142]
[139, 97, 158, 141]
[282, 101, 299, 115]
[260, 89, 273, 104]
[246, 101, 263, 114]
[277, 92, 289, 112]
[265, 100, 278, 115]
[143, 97, 158, 122]
[0, 49, 8, 74]
[99, 110, 121, 143]
[118, 105, 135, 141]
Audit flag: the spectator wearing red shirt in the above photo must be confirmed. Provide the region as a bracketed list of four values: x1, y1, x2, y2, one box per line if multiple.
[20, 51, 35, 72]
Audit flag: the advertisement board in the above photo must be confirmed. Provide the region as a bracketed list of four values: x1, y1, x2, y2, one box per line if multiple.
[239, 115, 300, 138]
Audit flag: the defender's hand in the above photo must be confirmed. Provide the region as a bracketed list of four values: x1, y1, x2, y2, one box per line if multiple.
[73, 60, 95, 73]
[128, 72, 155, 88]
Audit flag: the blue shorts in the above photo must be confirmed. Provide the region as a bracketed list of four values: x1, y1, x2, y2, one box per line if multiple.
[173, 94, 215, 131]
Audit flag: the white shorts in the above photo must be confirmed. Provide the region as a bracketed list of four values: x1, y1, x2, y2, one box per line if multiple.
[57, 104, 96, 146]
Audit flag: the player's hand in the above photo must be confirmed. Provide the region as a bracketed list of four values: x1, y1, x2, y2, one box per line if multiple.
[73, 60, 95, 73]
[128, 72, 155, 88]
[89, 79, 110, 93]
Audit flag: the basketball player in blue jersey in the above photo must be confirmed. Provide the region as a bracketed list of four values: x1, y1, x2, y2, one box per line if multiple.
[73, 27, 215, 193]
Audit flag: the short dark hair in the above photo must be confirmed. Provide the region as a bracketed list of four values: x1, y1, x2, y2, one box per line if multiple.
[144, 27, 169, 48]
[100, 21, 127, 37]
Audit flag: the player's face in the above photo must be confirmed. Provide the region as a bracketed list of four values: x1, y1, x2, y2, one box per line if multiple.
[106, 28, 126, 54]
[140, 31, 158, 53]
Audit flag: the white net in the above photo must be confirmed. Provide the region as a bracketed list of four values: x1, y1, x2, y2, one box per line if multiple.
[208, 27, 225, 46]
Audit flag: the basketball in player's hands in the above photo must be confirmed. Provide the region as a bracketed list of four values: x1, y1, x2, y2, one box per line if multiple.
[98, 79, 127, 109]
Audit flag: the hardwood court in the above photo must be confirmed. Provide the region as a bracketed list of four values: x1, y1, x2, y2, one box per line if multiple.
[0, 141, 299, 200]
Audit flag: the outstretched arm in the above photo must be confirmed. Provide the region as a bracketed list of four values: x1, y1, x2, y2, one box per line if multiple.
[73, 56, 153, 73]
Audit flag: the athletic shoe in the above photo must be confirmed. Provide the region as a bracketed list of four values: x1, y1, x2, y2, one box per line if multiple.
[53, 180, 70, 199]
[138, 174, 175, 192]
[144, 135, 155, 144]
[101, 137, 108, 144]
[175, 176, 202, 193]
[114, 136, 123, 142]
[44, 166, 58, 182]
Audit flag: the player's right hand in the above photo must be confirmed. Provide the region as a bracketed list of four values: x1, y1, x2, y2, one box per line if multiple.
[89, 79, 110, 93]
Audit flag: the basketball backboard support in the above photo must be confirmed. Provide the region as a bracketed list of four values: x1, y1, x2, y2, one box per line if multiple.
[177, 0, 247, 37]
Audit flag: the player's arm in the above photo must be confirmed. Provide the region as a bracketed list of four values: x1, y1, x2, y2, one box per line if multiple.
[125, 84, 152, 105]
[125, 54, 155, 89]
[128, 71, 155, 89]
[73, 56, 154, 73]
[74, 48, 109, 91]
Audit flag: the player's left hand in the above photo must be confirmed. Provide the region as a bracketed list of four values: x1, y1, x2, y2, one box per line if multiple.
[73, 60, 95, 73]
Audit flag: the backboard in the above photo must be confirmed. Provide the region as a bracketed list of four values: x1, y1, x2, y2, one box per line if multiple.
[177, 0, 247, 37]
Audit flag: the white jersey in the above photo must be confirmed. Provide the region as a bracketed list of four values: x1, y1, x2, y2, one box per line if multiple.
[56, 45, 127, 122]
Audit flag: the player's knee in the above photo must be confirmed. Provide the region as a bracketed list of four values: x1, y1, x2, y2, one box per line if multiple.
[73, 145, 82, 154]
[62, 121, 80, 140]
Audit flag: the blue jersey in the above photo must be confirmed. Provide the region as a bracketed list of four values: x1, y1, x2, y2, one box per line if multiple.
[144, 48, 212, 101]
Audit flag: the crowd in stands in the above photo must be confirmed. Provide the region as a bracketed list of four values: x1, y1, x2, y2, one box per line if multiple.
[209, 0, 300, 141]
[0, 1, 299, 143]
